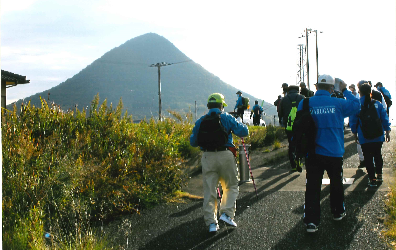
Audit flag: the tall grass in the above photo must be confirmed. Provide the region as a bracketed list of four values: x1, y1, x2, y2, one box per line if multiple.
[2, 95, 194, 249]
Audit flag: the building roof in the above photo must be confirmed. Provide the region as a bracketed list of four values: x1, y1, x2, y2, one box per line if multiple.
[1, 70, 30, 88]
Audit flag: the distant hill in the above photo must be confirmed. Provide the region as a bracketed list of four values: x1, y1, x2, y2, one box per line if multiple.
[8, 33, 277, 122]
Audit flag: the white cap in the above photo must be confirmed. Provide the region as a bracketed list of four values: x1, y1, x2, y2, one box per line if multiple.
[317, 74, 335, 85]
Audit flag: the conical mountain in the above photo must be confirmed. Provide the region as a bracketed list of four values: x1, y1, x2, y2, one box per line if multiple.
[8, 33, 276, 120]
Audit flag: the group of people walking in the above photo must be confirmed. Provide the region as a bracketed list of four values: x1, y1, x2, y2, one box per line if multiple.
[189, 75, 391, 234]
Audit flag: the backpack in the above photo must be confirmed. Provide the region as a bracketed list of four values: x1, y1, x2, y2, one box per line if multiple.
[241, 97, 250, 109]
[358, 100, 384, 140]
[286, 95, 299, 131]
[253, 105, 261, 116]
[378, 89, 392, 107]
[197, 112, 229, 150]
[292, 98, 316, 160]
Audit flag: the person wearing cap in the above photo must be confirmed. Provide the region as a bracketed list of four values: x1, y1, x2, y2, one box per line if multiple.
[250, 100, 264, 126]
[349, 84, 359, 98]
[274, 95, 283, 126]
[190, 93, 248, 233]
[350, 83, 391, 187]
[282, 83, 289, 96]
[234, 91, 245, 121]
[279, 85, 304, 171]
[299, 74, 360, 233]
[374, 82, 392, 116]
[300, 82, 314, 97]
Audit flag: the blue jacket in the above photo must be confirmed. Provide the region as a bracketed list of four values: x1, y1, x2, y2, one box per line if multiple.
[297, 89, 360, 157]
[377, 86, 392, 99]
[252, 104, 263, 117]
[349, 96, 391, 144]
[190, 108, 249, 148]
[235, 96, 243, 109]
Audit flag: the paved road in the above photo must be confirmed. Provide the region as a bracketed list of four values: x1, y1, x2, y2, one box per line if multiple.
[105, 128, 395, 249]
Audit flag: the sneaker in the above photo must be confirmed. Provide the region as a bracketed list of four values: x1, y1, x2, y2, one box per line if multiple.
[358, 160, 365, 168]
[368, 178, 377, 187]
[219, 213, 237, 227]
[306, 223, 318, 233]
[377, 174, 383, 182]
[333, 212, 346, 221]
[209, 223, 219, 233]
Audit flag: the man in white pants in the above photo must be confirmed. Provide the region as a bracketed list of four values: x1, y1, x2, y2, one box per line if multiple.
[190, 93, 249, 233]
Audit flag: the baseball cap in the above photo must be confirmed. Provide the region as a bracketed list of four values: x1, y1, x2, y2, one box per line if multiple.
[300, 82, 306, 87]
[317, 74, 335, 85]
[236, 90, 242, 94]
[357, 80, 369, 88]
[208, 93, 228, 107]
[374, 82, 382, 87]
[281, 83, 288, 88]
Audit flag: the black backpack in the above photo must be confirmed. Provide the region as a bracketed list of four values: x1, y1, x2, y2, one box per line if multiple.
[378, 89, 392, 107]
[358, 100, 383, 140]
[197, 112, 229, 150]
[292, 98, 316, 161]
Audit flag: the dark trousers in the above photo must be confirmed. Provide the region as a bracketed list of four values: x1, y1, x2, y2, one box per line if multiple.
[285, 130, 296, 168]
[237, 108, 244, 121]
[361, 142, 383, 180]
[303, 155, 345, 226]
[253, 115, 260, 126]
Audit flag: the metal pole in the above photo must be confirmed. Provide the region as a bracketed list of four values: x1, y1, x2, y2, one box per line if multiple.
[157, 66, 162, 121]
[306, 28, 310, 90]
[315, 30, 319, 84]
[195, 101, 197, 121]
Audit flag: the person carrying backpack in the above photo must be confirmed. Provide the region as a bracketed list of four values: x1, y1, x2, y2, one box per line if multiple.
[300, 75, 360, 233]
[350, 82, 391, 188]
[234, 91, 247, 122]
[190, 93, 248, 233]
[374, 82, 392, 116]
[300, 82, 314, 97]
[250, 100, 264, 126]
[279, 85, 304, 171]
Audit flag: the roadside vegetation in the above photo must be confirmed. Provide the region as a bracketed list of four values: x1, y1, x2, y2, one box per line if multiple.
[384, 149, 396, 248]
[2, 95, 284, 249]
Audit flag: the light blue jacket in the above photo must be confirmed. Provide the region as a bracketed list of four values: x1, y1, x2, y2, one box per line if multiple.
[349, 96, 391, 144]
[234, 96, 243, 109]
[190, 108, 249, 148]
[297, 89, 360, 157]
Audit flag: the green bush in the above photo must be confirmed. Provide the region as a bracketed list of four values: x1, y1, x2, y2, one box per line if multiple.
[2, 95, 193, 249]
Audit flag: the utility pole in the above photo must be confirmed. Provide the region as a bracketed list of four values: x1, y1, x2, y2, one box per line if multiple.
[297, 44, 305, 84]
[195, 101, 197, 122]
[149, 62, 172, 121]
[306, 28, 311, 90]
[312, 30, 323, 84]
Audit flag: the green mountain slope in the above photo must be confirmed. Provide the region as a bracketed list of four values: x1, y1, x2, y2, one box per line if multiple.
[8, 33, 277, 121]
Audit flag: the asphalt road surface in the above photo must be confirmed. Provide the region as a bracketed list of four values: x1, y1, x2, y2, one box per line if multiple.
[105, 127, 396, 250]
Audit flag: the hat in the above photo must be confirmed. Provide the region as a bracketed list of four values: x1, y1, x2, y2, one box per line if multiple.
[300, 82, 306, 87]
[357, 80, 368, 88]
[236, 91, 242, 94]
[317, 74, 335, 85]
[374, 82, 382, 87]
[281, 83, 288, 88]
[208, 93, 227, 107]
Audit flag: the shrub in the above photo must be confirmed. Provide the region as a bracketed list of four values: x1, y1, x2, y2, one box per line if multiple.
[2, 95, 192, 249]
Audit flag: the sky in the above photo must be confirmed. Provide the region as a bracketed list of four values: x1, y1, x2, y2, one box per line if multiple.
[1, 0, 395, 123]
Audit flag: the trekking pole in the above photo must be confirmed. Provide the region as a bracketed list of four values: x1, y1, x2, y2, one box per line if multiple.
[241, 137, 258, 200]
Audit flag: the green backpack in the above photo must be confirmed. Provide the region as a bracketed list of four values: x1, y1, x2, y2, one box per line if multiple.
[242, 97, 250, 109]
[286, 96, 298, 131]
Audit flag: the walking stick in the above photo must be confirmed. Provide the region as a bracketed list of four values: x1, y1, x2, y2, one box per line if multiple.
[241, 137, 258, 200]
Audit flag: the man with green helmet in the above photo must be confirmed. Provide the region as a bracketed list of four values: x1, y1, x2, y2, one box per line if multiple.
[190, 93, 249, 233]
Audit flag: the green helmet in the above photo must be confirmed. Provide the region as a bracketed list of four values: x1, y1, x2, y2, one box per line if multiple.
[208, 93, 228, 107]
